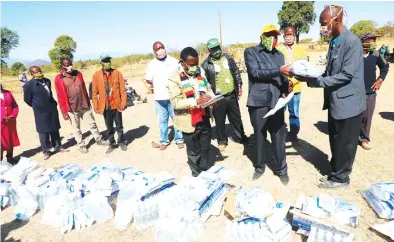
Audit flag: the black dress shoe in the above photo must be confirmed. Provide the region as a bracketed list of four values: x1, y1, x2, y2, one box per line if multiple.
[120, 144, 127, 151]
[318, 180, 350, 189]
[106, 146, 114, 154]
[252, 167, 265, 181]
[279, 174, 290, 185]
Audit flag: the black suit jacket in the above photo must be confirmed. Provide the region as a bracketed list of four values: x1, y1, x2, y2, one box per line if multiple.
[23, 78, 61, 133]
[244, 44, 288, 108]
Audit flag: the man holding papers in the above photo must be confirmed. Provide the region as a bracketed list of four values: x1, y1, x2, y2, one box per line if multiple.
[289, 5, 366, 189]
[168, 47, 216, 177]
[244, 24, 292, 184]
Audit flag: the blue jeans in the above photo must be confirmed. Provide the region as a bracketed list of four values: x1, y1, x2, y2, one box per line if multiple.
[155, 100, 184, 145]
[286, 92, 301, 136]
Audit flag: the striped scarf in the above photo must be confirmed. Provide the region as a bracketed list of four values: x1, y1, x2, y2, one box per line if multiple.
[179, 69, 208, 126]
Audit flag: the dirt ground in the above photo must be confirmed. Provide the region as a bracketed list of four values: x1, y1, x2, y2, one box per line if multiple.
[1, 52, 394, 242]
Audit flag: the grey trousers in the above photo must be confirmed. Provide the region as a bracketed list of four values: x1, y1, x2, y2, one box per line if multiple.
[359, 94, 376, 143]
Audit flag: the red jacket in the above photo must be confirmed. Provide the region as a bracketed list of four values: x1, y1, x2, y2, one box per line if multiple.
[54, 71, 91, 116]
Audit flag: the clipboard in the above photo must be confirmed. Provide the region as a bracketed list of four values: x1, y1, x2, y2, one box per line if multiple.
[199, 94, 224, 108]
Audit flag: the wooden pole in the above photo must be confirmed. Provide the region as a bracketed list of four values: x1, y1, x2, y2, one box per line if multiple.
[219, 9, 223, 47]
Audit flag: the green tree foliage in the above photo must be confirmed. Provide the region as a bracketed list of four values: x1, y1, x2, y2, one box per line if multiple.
[195, 42, 209, 56]
[10, 62, 26, 75]
[1, 27, 20, 65]
[350, 20, 377, 36]
[48, 35, 77, 70]
[375, 23, 394, 37]
[278, 1, 316, 43]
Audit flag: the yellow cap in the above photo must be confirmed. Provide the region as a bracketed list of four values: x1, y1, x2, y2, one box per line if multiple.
[261, 24, 281, 35]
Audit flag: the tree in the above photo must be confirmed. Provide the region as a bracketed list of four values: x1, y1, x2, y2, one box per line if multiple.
[278, 1, 316, 43]
[10, 62, 26, 75]
[375, 23, 394, 37]
[1, 27, 20, 65]
[350, 20, 377, 36]
[195, 42, 209, 59]
[48, 35, 77, 70]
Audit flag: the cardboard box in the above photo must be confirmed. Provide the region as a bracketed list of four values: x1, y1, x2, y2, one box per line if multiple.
[290, 208, 356, 233]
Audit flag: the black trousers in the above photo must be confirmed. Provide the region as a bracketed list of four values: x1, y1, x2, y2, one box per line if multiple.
[103, 109, 125, 146]
[248, 107, 287, 176]
[38, 130, 62, 154]
[182, 115, 212, 177]
[212, 93, 246, 145]
[328, 112, 362, 183]
[359, 94, 376, 143]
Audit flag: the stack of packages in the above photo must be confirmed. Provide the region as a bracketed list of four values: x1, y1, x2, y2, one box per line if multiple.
[114, 170, 176, 231]
[361, 182, 394, 240]
[1, 157, 39, 218]
[0, 159, 16, 208]
[361, 182, 394, 219]
[41, 163, 124, 233]
[155, 166, 233, 242]
[289, 60, 324, 78]
[291, 194, 359, 242]
[224, 188, 291, 242]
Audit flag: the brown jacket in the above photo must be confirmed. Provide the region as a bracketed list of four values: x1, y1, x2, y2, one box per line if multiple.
[168, 70, 215, 133]
[92, 68, 127, 114]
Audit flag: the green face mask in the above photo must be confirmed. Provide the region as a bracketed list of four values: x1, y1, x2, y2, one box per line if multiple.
[34, 72, 44, 80]
[211, 49, 222, 59]
[188, 65, 198, 75]
[368, 42, 377, 52]
[103, 62, 112, 70]
[261, 35, 275, 52]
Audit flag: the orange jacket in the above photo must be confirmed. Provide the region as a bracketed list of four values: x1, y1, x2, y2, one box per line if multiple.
[91, 68, 127, 114]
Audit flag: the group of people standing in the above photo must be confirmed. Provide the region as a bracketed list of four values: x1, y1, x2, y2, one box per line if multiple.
[1, 4, 389, 191]
[146, 4, 389, 190]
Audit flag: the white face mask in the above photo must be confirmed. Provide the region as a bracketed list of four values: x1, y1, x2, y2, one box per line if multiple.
[63, 65, 74, 73]
[320, 5, 343, 37]
[156, 49, 167, 59]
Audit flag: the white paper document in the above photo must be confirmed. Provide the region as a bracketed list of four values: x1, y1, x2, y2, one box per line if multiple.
[263, 92, 294, 119]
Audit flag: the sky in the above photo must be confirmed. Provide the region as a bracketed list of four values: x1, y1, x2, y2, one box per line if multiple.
[1, 1, 393, 62]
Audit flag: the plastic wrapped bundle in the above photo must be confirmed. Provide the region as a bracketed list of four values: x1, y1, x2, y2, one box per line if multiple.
[289, 60, 324, 78]
[295, 194, 360, 228]
[224, 218, 292, 242]
[235, 188, 276, 219]
[307, 223, 354, 242]
[12, 184, 39, 220]
[361, 189, 394, 219]
[2, 157, 38, 183]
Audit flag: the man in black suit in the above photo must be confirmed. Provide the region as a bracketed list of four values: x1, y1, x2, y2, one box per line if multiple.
[24, 66, 69, 160]
[244, 24, 292, 184]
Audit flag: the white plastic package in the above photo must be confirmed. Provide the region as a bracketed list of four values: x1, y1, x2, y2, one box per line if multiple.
[12, 184, 38, 220]
[289, 60, 324, 78]
[83, 192, 113, 222]
[372, 220, 394, 240]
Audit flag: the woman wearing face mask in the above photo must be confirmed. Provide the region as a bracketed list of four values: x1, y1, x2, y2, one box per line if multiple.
[1, 83, 20, 164]
[358, 33, 390, 150]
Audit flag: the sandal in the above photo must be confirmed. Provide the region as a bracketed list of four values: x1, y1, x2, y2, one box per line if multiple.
[151, 141, 161, 148]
